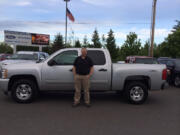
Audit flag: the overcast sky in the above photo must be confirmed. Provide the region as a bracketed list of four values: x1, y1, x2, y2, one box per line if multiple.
[0, 0, 180, 45]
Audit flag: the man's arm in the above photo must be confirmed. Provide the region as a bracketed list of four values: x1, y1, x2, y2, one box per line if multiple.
[88, 66, 94, 78]
[73, 66, 76, 76]
[73, 57, 78, 76]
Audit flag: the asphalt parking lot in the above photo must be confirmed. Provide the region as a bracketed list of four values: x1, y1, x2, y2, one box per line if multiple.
[0, 86, 179, 135]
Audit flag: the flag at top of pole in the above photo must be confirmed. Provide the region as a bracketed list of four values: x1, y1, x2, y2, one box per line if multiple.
[67, 8, 75, 22]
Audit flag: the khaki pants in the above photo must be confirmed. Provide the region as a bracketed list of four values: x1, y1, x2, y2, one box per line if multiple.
[74, 75, 90, 104]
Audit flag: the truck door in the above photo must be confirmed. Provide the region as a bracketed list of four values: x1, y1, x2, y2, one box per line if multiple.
[41, 50, 78, 90]
[87, 50, 111, 91]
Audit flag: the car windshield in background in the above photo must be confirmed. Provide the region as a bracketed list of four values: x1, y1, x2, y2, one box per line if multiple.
[10, 54, 38, 60]
[135, 58, 157, 64]
[158, 60, 168, 64]
[175, 60, 180, 68]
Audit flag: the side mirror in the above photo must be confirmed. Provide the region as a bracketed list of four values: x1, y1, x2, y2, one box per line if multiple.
[39, 57, 45, 61]
[36, 57, 45, 63]
[48, 59, 57, 66]
[38, 57, 45, 62]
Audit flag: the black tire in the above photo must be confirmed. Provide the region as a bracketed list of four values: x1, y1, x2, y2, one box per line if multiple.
[11, 79, 38, 103]
[174, 75, 180, 87]
[125, 81, 148, 104]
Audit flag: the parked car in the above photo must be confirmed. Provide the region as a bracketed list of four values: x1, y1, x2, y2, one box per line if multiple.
[0, 48, 167, 104]
[157, 57, 171, 65]
[0, 51, 49, 66]
[166, 59, 180, 87]
[126, 56, 158, 64]
[0, 54, 12, 61]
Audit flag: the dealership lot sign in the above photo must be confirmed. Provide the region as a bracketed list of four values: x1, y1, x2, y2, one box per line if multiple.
[4, 30, 50, 46]
[4, 30, 50, 53]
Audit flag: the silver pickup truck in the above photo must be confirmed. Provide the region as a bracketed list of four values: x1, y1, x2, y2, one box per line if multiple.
[0, 48, 167, 104]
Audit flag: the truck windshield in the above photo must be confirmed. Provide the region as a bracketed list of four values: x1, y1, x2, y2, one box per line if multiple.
[9, 54, 38, 60]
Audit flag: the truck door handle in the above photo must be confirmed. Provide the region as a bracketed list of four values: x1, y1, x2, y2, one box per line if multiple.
[99, 68, 107, 72]
[69, 69, 73, 72]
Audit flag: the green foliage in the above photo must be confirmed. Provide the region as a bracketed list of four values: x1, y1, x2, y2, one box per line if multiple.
[0, 42, 13, 54]
[120, 32, 141, 60]
[74, 40, 81, 48]
[17, 46, 39, 52]
[42, 45, 53, 55]
[91, 29, 102, 48]
[82, 35, 89, 47]
[139, 41, 149, 56]
[52, 33, 64, 53]
[105, 29, 119, 61]
[158, 20, 180, 58]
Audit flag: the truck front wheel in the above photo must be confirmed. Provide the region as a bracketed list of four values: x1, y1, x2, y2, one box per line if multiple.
[11, 79, 38, 103]
[125, 81, 148, 104]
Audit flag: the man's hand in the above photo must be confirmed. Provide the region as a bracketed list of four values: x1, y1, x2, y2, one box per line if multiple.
[87, 74, 91, 79]
[87, 67, 94, 79]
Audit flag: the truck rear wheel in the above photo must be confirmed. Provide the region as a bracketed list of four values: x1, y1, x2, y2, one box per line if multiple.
[174, 75, 180, 87]
[125, 81, 148, 104]
[11, 79, 38, 103]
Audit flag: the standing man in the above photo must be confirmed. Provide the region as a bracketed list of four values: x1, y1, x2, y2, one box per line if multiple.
[73, 48, 94, 107]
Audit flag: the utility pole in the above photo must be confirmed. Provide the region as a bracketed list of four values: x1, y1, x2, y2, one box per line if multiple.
[150, 0, 157, 57]
[64, 0, 70, 46]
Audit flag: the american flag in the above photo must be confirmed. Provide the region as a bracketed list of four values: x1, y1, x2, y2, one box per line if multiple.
[67, 8, 75, 22]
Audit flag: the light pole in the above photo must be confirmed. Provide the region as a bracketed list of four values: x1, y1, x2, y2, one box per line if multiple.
[150, 0, 157, 57]
[64, 0, 70, 46]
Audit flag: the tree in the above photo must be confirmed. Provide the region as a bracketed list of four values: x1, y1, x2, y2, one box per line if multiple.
[52, 33, 64, 52]
[139, 41, 150, 56]
[101, 34, 106, 48]
[82, 35, 89, 47]
[0, 42, 13, 54]
[158, 20, 180, 58]
[106, 29, 119, 61]
[91, 29, 102, 48]
[120, 32, 141, 60]
[74, 40, 81, 48]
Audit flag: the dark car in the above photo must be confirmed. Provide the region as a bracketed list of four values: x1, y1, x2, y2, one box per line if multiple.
[157, 57, 171, 65]
[126, 56, 158, 64]
[166, 59, 180, 87]
[0, 54, 11, 61]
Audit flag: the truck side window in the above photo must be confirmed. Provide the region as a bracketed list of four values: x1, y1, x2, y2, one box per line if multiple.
[87, 50, 106, 65]
[53, 50, 78, 65]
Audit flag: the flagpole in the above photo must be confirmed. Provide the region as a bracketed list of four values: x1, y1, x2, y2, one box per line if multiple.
[64, 0, 70, 46]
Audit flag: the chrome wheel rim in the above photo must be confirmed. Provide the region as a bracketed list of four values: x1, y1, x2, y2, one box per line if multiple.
[130, 86, 144, 102]
[16, 84, 32, 100]
[175, 76, 180, 86]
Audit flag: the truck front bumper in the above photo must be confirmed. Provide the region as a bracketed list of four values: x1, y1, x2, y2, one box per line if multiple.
[0, 79, 9, 95]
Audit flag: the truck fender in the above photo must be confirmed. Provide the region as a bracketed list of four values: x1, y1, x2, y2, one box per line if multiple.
[124, 75, 151, 90]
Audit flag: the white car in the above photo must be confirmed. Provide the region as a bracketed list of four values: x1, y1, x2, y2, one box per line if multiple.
[0, 51, 49, 66]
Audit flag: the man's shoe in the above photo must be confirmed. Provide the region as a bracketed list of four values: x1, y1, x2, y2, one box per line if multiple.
[85, 103, 91, 108]
[72, 102, 80, 107]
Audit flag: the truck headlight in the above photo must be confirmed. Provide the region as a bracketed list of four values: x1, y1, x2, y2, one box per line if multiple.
[2, 69, 8, 79]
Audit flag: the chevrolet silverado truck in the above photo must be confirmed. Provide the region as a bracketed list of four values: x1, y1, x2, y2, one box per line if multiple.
[0, 48, 167, 104]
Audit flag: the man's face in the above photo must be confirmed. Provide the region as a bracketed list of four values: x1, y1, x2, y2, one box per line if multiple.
[81, 48, 87, 57]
